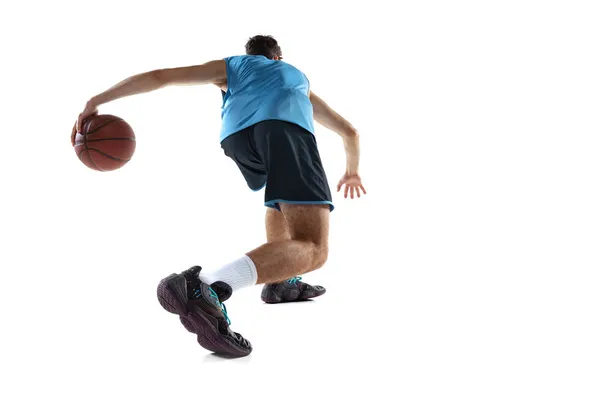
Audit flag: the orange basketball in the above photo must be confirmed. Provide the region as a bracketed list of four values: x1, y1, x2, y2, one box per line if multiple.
[73, 114, 136, 171]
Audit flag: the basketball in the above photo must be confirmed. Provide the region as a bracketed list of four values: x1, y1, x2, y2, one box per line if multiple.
[73, 114, 136, 171]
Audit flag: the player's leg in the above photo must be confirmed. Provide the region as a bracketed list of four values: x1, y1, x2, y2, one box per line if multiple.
[265, 207, 290, 242]
[195, 206, 326, 290]
[156, 206, 328, 357]
[201, 205, 327, 288]
[156, 127, 263, 357]
[252, 120, 332, 282]
[249, 203, 329, 281]
[156, 121, 333, 356]
[261, 207, 327, 303]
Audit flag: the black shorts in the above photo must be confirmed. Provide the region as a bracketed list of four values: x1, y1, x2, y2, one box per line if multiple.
[221, 120, 333, 211]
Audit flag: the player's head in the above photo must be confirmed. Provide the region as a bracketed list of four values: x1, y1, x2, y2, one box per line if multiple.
[245, 35, 282, 60]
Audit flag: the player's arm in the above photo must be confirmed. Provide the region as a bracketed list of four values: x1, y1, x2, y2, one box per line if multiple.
[213, 79, 228, 92]
[90, 60, 226, 107]
[77, 60, 227, 131]
[309, 91, 365, 199]
[310, 91, 360, 173]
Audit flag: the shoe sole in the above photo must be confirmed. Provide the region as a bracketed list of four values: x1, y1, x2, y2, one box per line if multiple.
[261, 287, 326, 304]
[157, 273, 252, 357]
[299, 288, 326, 301]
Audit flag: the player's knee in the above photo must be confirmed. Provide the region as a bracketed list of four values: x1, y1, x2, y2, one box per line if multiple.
[310, 243, 328, 272]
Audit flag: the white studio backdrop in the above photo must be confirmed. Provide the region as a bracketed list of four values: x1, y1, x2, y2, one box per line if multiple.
[0, 1, 599, 399]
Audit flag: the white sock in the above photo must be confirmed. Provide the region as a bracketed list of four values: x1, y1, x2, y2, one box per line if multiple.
[200, 255, 258, 291]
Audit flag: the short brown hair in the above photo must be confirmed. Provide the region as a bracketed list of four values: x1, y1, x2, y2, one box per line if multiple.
[245, 35, 282, 59]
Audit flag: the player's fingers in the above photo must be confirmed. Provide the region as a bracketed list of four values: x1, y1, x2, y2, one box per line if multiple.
[356, 187, 361, 198]
[344, 185, 349, 198]
[76, 114, 83, 132]
[360, 185, 367, 194]
[337, 181, 342, 192]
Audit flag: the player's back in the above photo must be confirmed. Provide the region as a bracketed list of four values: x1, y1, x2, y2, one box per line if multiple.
[220, 55, 314, 142]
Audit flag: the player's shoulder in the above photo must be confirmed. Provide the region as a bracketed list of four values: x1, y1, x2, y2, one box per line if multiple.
[225, 54, 266, 64]
[278, 60, 308, 80]
[225, 56, 304, 76]
[281, 60, 303, 72]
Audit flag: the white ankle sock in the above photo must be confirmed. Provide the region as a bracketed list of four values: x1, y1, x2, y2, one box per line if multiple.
[200, 255, 258, 291]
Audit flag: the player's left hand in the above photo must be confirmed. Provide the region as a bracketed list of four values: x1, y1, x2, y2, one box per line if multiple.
[337, 173, 367, 199]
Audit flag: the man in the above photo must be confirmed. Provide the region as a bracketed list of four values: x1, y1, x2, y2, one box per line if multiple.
[75, 35, 365, 357]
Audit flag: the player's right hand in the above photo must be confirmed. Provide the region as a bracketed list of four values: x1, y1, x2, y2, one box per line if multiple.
[76, 101, 99, 132]
[337, 173, 366, 199]
[71, 121, 77, 146]
[72, 101, 99, 146]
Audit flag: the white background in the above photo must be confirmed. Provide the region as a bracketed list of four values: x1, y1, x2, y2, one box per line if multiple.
[1, 0, 599, 399]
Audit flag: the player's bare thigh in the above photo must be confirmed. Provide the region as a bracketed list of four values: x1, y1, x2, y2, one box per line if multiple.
[279, 203, 330, 271]
[266, 207, 290, 242]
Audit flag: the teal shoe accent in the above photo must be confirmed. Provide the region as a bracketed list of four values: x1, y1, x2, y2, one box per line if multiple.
[287, 276, 302, 284]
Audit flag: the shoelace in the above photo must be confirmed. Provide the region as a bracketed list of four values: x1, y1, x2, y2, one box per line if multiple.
[193, 287, 231, 325]
[287, 276, 302, 285]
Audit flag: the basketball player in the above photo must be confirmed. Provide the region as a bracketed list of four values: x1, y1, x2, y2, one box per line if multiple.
[75, 35, 365, 357]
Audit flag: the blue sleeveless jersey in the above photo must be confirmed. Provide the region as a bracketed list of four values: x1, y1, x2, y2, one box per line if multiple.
[220, 55, 314, 142]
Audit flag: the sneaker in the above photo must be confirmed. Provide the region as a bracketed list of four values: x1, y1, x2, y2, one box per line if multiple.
[157, 266, 252, 357]
[261, 276, 326, 304]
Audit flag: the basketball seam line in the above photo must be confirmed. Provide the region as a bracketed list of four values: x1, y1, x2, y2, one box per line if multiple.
[87, 147, 131, 162]
[82, 127, 102, 170]
[87, 150, 105, 171]
[76, 137, 136, 144]
[84, 118, 123, 137]
[79, 136, 103, 171]
[78, 116, 130, 170]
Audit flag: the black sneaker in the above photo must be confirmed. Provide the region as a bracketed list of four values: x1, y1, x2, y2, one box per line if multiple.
[157, 266, 252, 357]
[261, 276, 326, 304]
